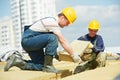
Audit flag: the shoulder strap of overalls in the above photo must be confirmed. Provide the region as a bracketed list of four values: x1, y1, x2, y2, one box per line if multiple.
[40, 17, 57, 32]
[24, 17, 56, 32]
[24, 19, 41, 31]
[81, 35, 86, 40]
[93, 35, 98, 47]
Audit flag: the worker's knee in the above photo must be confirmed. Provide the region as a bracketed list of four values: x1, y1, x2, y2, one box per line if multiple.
[48, 34, 58, 45]
[96, 52, 107, 67]
[45, 34, 58, 55]
[99, 52, 107, 60]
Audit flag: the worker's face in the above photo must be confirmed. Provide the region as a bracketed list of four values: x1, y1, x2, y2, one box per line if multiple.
[58, 16, 70, 28]
[88, 29, 98, 37]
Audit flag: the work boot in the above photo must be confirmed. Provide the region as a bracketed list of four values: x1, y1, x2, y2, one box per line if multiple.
[42, 55, 60, 73]
[7, 51, 23, 61]
[73, 61, 89, 74]
[73, 65, 85, 74]
[4, 54, 26, 71]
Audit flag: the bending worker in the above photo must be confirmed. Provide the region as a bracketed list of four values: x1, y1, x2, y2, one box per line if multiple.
[4, 7, 80, 73]
[73, 20, 106, 74]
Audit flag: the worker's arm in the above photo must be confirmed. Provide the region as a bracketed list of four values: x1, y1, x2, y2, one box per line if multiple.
[53, 31, 80, 62]
[53, 31, 73, 55]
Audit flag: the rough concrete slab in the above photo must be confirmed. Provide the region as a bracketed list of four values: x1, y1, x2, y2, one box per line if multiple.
[60, 60, 120, 80]
[0, 61, 77, 80]
[0, 60, 120, 80]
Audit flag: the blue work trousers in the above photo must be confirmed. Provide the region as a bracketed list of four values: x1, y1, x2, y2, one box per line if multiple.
[21, 29, 58, 70]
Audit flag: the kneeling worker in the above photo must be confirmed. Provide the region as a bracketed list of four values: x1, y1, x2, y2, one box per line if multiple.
[73, 20, 107, 74]
[4, 7, 80, 73]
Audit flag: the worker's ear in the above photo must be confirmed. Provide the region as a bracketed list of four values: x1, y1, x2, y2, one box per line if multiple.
[60, 16, 65, 22]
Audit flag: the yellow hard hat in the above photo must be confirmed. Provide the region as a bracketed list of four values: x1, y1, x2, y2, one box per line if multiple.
[88, 20, 100, 30]
[62, 7, 77, 24]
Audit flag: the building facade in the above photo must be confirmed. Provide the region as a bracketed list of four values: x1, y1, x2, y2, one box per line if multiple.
[0, 17, 14, 47]
[10, 0, 56, 50]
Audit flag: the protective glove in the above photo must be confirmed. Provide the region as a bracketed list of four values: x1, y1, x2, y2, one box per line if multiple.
[71, 53, 82, 63]
[88, 43, 94, 49]
[84, 48, 92, 53]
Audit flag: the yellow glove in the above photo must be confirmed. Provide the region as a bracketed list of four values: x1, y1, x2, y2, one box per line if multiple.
[84, 48, 92, 53]
[87, 43, 93, 49]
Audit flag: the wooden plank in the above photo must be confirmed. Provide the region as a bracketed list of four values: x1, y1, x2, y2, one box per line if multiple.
[58, 51, 74, 62]
[58, 40, 90, 62]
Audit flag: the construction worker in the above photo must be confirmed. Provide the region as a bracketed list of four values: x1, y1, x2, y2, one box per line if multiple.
[73, 20, 107, 74]
[4, 7, 80, 73]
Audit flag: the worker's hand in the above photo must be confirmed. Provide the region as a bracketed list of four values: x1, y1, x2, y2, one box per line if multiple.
[88, 43, 94, 49]
[84, 49, 92, 53]
[71, 53, 81, 63]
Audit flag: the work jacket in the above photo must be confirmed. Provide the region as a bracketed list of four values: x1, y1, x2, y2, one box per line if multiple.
[77, 34, 105, 53]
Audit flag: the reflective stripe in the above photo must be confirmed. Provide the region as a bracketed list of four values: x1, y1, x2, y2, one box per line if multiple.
[93, 36, 97, 47]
